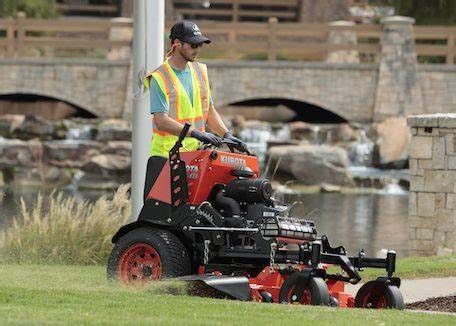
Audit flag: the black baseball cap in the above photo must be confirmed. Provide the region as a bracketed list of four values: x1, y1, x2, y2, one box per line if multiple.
[170, 20, 211, 45]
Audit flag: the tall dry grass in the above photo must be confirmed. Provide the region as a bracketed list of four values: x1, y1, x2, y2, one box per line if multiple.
[0, 184, 131, 265]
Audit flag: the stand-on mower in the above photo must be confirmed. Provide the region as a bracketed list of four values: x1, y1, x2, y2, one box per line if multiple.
[108, 123, 404, 309]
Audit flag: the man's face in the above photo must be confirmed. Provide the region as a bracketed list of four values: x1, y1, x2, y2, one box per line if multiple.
[177, 40, 203, 62]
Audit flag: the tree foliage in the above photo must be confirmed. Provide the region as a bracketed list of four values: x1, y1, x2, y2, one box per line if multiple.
[385, 0, 456, 25]
[0, 0, 57, 19]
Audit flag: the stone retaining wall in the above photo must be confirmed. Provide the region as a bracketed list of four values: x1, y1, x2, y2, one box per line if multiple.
[407, 114, 456, 256]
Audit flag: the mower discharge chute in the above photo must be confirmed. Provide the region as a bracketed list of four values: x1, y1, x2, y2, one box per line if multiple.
[108, 123, 404, 309]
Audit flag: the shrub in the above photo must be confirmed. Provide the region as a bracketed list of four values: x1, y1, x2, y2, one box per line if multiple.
[0, 184, 131, 265]
[0, 0, 57, 19]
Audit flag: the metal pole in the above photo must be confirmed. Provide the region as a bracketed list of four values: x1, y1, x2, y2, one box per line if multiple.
[131, 0, 164, 220]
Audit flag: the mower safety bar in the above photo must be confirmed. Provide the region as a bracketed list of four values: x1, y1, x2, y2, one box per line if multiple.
[178, 123, 191, 145]
[168, 123, 191, 211]
[318, 250, 397, 284]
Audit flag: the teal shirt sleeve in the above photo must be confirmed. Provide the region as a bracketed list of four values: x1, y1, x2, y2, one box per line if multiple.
[149, 77, 168, 114]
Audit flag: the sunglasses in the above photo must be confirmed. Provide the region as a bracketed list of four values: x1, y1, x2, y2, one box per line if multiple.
[189, 43, 203, 49]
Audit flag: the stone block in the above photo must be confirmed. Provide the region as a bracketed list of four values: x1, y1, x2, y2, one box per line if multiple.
[439, 128, 455, 135]
[411, 127, 417, 135]
[418, 159, 432, 169]
[432, 136, 446, 169]
[424, 170, 456, 192]
[409, 250, 428, 257]
[447, 194, 456, 209]
[409, 227, 416, 240]
[409, 158, 421, 175]
[448, 156, 456, 170]
[410, 176, 424, 191]
[439, 114, 456, 128]
[409, 136, 433, 159]
[417, 192, 435, 217]
[416, 228, 434, 240]
[409, 239, 435, 253]
[437, 247, 454, 256]
[407, 115, 439, 127]
[408, 216, 437, 228]
[409, 192, 417, 215]
[435, 193, 446, 209]
[445, 134, 456, 155]
[417, 127, 439, 136]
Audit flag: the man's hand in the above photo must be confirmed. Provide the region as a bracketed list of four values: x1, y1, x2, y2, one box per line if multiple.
[223, 132, 247, 151]
[191, 129, 223, 147]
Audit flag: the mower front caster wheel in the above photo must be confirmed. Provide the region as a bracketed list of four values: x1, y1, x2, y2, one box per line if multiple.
[107, 227, 191, 283]
[355, 281, 404, 309]
[279, 273, 330, 306]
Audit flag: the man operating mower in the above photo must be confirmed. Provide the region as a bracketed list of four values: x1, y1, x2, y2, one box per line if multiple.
[143, 21, 246, 199]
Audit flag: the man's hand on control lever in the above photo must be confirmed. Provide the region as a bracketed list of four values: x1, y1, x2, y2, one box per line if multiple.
[190, 129, 223, 147]
[223, 132, 247, 151]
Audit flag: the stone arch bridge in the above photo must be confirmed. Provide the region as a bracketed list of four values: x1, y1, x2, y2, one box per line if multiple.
[0, 58, 455, 122]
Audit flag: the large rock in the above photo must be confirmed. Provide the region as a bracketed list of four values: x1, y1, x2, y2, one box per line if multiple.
[289, 121, 316, 142]
[96, 119, 131, 141]
[79, 154, 131, 189]
[11, 166, 73, 187]
[0, 139, 43, 168]
[82, 154, 131, 176]
[13, 115, 58, 140]
[315, 123, 359, 144]
[268, 145, 355, 186]
[373, 117, 410, 168]
[0, 114, 25, 137]
[102, 141, 132, 156]
[43, 140, 103, 168]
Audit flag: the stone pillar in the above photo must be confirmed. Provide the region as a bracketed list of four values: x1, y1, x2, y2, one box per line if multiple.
[374, 16, 423, 122]
[407, 113, 456, 257]
[107, 17, 133, 61]
[326, 21, 359, 64]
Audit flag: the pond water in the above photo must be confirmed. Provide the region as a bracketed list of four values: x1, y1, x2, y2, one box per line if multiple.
[284, 192, 409, 258]
[1, 187, 409, 258]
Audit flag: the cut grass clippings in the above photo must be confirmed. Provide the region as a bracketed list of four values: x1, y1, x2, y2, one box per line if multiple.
[0, 264, 455, 325]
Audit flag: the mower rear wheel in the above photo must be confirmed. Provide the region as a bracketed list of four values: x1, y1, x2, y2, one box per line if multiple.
[355, 281, 404, 309]
[107, 227, 191, 283]
[279, 273, 330, 306]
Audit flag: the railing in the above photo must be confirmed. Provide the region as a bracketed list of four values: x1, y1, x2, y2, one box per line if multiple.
[173, 0, 301, 22]
[1, 16, 455, 64]
[414, 26, 456, 64]
[0, 14, 132, 59]
[55, 0, 120, 16]
[181, 19, 382, 61]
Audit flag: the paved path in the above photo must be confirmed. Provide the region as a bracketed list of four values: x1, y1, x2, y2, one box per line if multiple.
[345, 277, 456, 303]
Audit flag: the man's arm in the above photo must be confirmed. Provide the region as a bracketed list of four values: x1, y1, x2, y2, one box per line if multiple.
[154, 113, 222, 146]
[206, 104, 228, 137]
[153, 112, 194, 136]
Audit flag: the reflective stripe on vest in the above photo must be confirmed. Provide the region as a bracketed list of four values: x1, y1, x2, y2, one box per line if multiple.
[145, 61, 211, 157]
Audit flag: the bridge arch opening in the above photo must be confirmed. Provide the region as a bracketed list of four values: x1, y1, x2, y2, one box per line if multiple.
[0, 93, 97, 119]
[228, 98, 347, 123]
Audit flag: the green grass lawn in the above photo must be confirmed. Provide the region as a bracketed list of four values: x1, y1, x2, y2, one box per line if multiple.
[0, 263, 455, 325]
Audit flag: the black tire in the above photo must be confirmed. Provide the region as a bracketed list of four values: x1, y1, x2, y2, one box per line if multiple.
[107, 227, 191, 282]
[355, 281, 404, 309]
[279, 273, 330, 306]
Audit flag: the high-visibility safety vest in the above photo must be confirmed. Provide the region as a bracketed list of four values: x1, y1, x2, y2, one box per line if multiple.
[144, 60, 211, 157]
